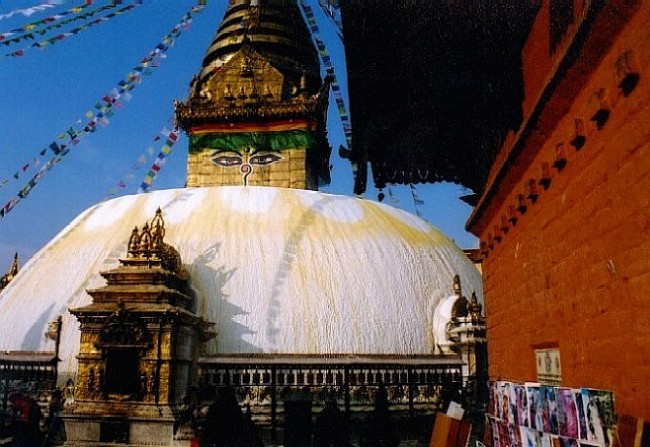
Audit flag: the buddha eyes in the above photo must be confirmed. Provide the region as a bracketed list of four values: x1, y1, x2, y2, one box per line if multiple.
[210, 151, 282, 167]
[211, 155, 242, 167]
[249, 153, 281, 165]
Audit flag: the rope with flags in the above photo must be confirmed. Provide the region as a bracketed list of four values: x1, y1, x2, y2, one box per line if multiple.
[4, 2, 139, 58]
[0, 1, 66, 22]
[0, 2, 94, 43]
[136, 128, 180, 193]
[107, 118, 175, 197]
[0, 4, 205, 219]
[317, 0, 342, 40]
[299, 1, 352, 151]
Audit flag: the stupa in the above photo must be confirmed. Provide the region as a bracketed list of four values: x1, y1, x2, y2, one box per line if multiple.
[0, 1, 483, 444]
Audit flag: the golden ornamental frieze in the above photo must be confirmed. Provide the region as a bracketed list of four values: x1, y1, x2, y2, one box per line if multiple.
[96, 304, 152, 350]
[175, 101, 319, 128]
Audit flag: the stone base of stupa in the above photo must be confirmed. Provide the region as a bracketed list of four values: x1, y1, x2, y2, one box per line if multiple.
[60, 401, 177, 446]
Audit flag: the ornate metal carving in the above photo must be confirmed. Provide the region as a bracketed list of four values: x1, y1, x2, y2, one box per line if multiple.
[96, 303, 151, 349]
[0, 252, 19, 291]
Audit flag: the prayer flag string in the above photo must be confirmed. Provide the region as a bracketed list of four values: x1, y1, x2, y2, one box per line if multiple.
[4, 3, 135, 58]
[136, 127, 181, 194]
[0, 2, 92, 43]
[0, 4, 205, 219]
[299, 2, 352, 151]
[0, 1, 64, 22]
[106, 117, 175, 197]
[317, 0, 342, 40]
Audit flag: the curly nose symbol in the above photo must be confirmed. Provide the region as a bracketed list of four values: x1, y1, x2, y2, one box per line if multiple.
[240, 163, 252, 185]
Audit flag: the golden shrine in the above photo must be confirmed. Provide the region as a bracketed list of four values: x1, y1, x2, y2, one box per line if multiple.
[62, 209, 214, 445]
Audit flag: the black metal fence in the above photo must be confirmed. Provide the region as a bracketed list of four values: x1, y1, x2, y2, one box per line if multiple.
[196, 355, 465, 445]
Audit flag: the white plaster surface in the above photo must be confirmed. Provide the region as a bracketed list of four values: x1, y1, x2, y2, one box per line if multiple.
[0, 186, 482, 379]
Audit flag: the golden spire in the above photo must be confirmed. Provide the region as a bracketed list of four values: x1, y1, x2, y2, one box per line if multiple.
[122, 209, 186, 277]
[0, 253, 19, 291]
[175, 0, 332, 190]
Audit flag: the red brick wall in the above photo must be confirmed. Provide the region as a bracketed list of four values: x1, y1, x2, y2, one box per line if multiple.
[470, 2, 650, 420]
[520, 0, 588, 119]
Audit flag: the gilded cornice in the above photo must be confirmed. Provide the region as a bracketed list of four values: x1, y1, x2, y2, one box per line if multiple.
[175, 98, 320, 130]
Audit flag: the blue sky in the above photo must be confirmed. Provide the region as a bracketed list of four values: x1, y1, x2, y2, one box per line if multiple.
[0, 0, 477, 273]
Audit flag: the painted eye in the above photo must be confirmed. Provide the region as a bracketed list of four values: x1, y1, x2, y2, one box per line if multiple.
[211, 155, 243, 167]
[249, 153, 282, 166]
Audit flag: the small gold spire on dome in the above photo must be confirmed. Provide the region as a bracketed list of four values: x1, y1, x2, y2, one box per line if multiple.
[127, 227, 140, 258]
[0, 253, 19, 291]
[121, 208, 186, 277]
[451, 275, 469, 319]
[151, 207, 166, 251]
[452, 274, 461, 294]
[139, 222, 152, 256]
[469, 292, 484, 324]
[8, 252, 18, 277]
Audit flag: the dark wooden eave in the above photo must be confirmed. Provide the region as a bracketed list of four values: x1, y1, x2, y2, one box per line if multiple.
[340, 1, 540, 194]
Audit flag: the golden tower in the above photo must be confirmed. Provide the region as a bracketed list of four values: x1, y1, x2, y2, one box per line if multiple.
[175, 0, 331, 190]
[63, 210, 214, 445]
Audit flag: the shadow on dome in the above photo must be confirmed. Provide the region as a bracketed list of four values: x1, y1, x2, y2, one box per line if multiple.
[190, 242, 263, 354]
[21, 302, 56, 351]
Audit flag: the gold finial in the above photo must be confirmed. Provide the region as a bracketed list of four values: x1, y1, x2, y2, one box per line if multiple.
[127, 226, 140, 258]
[124, 209, 172, 263]
[469, 292, 483, 324]
[450, 274, 469, 320]
[0, 253, 19, 291]
[139, 222, 152, 256]
[151, 210, 165, 253]
[151, 208, 165, 238]
[8, 252, 18, 277]
[452, 274, 461, 295]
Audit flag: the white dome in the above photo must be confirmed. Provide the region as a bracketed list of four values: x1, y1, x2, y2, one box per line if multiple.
[0, 186, 482, 376]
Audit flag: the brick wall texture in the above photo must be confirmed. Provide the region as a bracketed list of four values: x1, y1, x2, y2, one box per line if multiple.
[472, 2, 650, 419]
